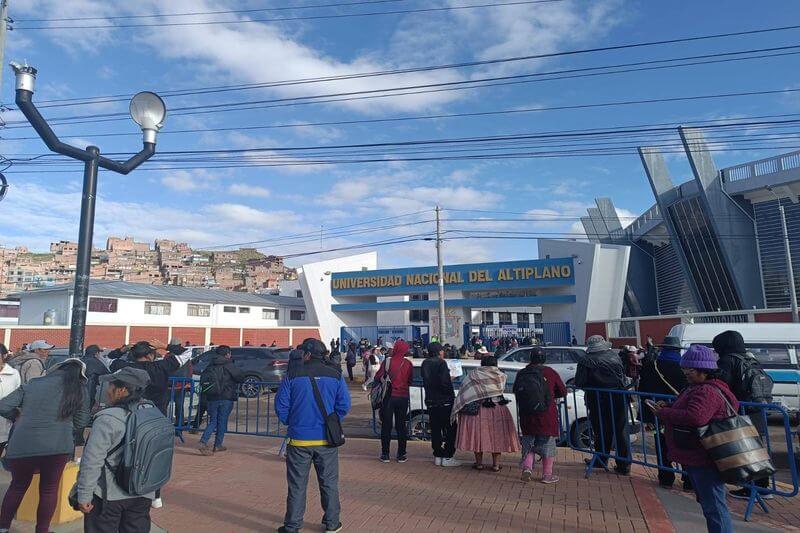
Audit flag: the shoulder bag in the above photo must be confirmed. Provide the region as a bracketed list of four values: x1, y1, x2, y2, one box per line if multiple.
[696, 387, 775, 483]
[308, 376, 345, 448]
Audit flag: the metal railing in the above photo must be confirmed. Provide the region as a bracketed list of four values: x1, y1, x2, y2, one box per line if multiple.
[721, 149, 800, 183]
[563, 386, 799, 521]
[168, 377, 286, 438]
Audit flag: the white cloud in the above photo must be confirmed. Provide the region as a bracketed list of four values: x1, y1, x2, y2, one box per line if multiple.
[228, 183, 271, 198]
[160, 169, 218, 193]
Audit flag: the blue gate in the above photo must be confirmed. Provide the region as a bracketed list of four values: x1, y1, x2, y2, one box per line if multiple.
[541, 321, 571, 345]
[465, 321, 572, 348]
[340, 325, 428, 347]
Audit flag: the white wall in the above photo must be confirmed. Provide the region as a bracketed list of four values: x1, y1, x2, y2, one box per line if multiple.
[299, 252, 378, 343]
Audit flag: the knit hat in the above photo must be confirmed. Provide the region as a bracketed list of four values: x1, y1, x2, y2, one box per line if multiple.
[680, 344, 718, 370]
[586, 335, 611, 353]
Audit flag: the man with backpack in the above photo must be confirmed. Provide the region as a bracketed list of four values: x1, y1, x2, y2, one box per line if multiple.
[275, 339, 350, 533]
[712, 330, 774, 499]
[77, 367, 174, 533]
[514, 346, 567, 483]
[373, 339, 414, 463]
[82, 345, 110, 412]
[574, 335, 631, 475]
[421, 342, 460, 467]
[198, 345, 245, 456]
[8, 339, 52, 384]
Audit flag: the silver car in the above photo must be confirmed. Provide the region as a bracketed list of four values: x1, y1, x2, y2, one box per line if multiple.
[497, 346, 586, 385]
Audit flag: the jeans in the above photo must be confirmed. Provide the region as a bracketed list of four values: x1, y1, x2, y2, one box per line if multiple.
[201, 399, 235, 448]
[284, 445, 340, 532]
[84, 495, 151, 533]
[428, 403, 456, 458]
[587, 391, 630, 470]
[685, 466, 733, 533]
[346, 364, 355, 382]
[0, 453, 71, 533]
[380, 396, 410, 457]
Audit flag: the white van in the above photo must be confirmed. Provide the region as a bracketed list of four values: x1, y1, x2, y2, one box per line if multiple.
[668, 323, 800, 414]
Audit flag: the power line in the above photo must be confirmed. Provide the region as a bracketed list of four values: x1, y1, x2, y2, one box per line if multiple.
[13, 0, 411, 22]
[9, 22, 800, 110]
[13, 0, 564, 30]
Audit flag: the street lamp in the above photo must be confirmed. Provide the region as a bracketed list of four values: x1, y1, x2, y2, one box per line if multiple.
[10, 61, 167, 356]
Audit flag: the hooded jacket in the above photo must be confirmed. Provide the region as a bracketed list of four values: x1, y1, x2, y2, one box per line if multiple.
[275, 357, 351, 446]
[202, 354, 245, 402]
[373, 340, 413, 398]
[712, 330, 754, 401]
[7, 352, 46, 384]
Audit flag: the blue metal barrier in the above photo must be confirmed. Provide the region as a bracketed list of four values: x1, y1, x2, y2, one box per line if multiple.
[168, 377, 286, 438]
[564, 386, 799, 521]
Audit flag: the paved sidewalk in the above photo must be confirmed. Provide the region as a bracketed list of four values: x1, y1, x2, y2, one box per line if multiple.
[147, 434, 794, 532]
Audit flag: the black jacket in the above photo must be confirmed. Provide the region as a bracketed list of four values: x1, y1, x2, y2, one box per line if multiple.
[203, 354, 245, 402]
[637, 358, 687, 424]
[81, 356, 110, 408]
[421, 357, 454, 406]
[574, 349, 626, 390]
[713, 330, 751, 400]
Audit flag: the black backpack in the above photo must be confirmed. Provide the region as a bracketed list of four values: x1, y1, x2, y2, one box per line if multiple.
[514, 367, 550, 415]
[199, 365, 225, 397]
[732, 353, 774, 403]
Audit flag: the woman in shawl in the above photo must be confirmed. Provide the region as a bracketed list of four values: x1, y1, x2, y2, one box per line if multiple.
[451, 356, 520, 471]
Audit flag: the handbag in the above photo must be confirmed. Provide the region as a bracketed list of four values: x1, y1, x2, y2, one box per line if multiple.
[368, 358, 393, 411]
[697, 387, 775, 484]
[308, 376, 345, 448]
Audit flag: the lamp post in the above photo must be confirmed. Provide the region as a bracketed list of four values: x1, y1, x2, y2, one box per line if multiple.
[10, 62, 167, 356]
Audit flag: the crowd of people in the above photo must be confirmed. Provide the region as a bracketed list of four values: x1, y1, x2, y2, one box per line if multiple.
[0, 337, 193, 533]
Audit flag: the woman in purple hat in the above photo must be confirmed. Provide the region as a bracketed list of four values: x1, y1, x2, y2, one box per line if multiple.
[648, 344, 737, 533]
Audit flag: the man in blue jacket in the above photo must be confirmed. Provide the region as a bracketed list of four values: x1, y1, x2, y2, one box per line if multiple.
[276, 338, 351, 533]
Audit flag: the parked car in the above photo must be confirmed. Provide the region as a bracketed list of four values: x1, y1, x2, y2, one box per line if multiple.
[404, 359, 638, 450]
[44, 348, 70, 370]
[192, 346, 292, 398]
[497, 346, 586, 385]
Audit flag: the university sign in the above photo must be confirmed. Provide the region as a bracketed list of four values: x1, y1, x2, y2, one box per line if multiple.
[330, 258, 575, 296]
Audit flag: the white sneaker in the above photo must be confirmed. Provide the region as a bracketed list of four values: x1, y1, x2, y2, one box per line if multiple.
[434, 457, 442, 466]
[441, 457, 462, 467]
[151, 497, 163, 509]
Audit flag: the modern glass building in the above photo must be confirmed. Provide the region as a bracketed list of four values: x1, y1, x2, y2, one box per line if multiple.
[583, 127, 800, 317]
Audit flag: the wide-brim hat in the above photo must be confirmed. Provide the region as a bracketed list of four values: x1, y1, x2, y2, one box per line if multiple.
[476, 346, 489, 354]
[586, 335, 611, 353]
[659, 336, 682, 350]
[48, 357, 87, 381]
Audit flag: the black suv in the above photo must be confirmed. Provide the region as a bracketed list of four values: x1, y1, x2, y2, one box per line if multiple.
[193, 346, 292, 397]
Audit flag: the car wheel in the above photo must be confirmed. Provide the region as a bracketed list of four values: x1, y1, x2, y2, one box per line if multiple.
[570, 418, 593, 450]
[408, 412, 431, 441]
[239, 376, 262, 398]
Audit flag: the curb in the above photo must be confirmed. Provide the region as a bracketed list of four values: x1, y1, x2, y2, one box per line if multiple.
[632, 476, 676, 533]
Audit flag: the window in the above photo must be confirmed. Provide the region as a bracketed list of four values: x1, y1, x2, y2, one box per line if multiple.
[481, 311, 494, 325]
[187, 304, 211, 317]
[295, 290, 303, 298]
[223, 306, 236, 313]
[409, 293, 429, 323]
[516, 312, 530, 326]
[749, 344, 792, 366]
[238, 307, 250, 314]
[144, 301, 171, 315]
[262, 308, 279, 320]
[290, 310, 306, 321]
[545, 349, 565, 365]
[512, 349, 532, 363]
[88, 297, 117, 313]
[498, 312, 512, 325]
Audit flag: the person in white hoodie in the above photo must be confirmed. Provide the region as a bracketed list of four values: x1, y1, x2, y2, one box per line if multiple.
[0, 344, 21, 449]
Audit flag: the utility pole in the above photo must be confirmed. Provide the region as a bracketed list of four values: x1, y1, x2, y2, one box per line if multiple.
[0, 1, 8, 93]
[779, 203, 800, 322]
[435, 205, 446, 342]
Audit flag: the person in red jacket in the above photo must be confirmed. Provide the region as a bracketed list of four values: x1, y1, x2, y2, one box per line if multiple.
[374, 339, 413, 463]
[649, 345, 737, 533]
[514, 346, 567, 483]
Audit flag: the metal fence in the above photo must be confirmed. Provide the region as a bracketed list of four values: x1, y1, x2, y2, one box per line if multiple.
[562, 386, 799, 521]
[168, 377, 286, 438]
[340, 325, 428, 348]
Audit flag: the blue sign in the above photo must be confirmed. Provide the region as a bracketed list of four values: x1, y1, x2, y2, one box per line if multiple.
[331, 258, 574, 296]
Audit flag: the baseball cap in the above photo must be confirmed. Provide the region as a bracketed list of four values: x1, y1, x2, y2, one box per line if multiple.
[29, 340, 54, 351]
[100, 367, 151, 391]
[301, 338, 328, 358]
[131, 341, 156, 359]
[84, 344, 102, 357]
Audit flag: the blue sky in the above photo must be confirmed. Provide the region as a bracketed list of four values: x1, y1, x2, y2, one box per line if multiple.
[2, 0, 800, 268]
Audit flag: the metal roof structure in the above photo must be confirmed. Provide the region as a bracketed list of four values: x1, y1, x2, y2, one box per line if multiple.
[10, 280, 305, 309]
